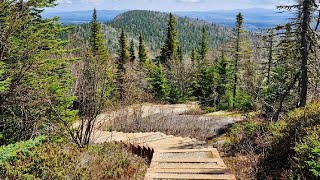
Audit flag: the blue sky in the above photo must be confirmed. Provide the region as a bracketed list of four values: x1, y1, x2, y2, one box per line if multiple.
[52, 0, 294, 12]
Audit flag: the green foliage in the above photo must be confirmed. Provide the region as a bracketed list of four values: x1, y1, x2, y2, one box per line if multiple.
[234, 90, 255, 112]
[225, 120, 283, 155]
[198, 27, 209, 63]
[129, 39, 136, 62]
[294, 126, 320, 177]
[0, 136, 47, 166]
[110, 10, 230, 54]
[90, 8, 109, 59]
[214, 53, 232, 110]
[197, 65, 216, 106]
[116, 29, 130, 100]
[0, 140, 147, 179]
[0, 0, 78, 145]
[148, 63, 169, 101]
[160, 13, 179, 65]
[227, 101, 320, 179]
[138, 33, 148, 64]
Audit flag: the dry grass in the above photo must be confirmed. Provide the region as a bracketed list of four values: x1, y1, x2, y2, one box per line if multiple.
[223, 155, 260, 180]
[100, 105, 243, 141]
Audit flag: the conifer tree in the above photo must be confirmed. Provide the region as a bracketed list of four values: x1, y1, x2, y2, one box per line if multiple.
[0, 0, 78, 145]
[232, 12, 244, 109]
[129, 40, 136, 62]
[160, 13, 179, 66]
[89, 8, 108, 60]
[149, 64, 169, 101]
[199, 27, 209, 64]
[138, 33, 148, 64]
[116, 29, 130, 100]
[214, 52, 231, 109]
[266, 29, 275, 85]
[298, 0, 316, 107]
[191, 48, 198, 65]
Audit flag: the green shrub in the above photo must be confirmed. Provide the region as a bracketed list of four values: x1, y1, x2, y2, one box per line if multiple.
[235, 90, 255, 112]
[0, 136, 47, 166]
[294, 126, 320, 178]
[0, 139, 148, 179]
[225, 120, 284, 155]
[260, 100, 320, 179]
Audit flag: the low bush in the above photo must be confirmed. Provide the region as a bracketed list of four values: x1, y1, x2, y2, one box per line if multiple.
[260, 100, 320, 179]
[0, 138, 148, 179]
[225, 100, 320, 179]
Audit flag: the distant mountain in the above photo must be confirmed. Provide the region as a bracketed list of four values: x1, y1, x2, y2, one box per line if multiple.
[42, 10, 125, 24]
[175, 8, 291, 30]
[70, 10, 231, 56]
[44, 8, 292, 30]
[109, 10, 230, 53]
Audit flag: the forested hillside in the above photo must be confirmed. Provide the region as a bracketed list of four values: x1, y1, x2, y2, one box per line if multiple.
[1, 0, 319, 179]
[71, 10, 231, 56]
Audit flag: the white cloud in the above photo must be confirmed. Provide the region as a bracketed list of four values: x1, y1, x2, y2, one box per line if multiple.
[177, 0, 204, 2]
[57, 0, 73, 4]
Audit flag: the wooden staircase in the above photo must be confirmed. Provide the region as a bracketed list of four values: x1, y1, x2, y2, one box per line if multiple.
[92, 131, 235, 180]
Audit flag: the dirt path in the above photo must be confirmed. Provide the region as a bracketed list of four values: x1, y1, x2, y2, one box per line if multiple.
[90, 103, 239, 179]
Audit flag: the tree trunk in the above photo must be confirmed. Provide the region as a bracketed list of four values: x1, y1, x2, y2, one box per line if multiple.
[299, 0, 311, 107]
[233, 28, 240, 109]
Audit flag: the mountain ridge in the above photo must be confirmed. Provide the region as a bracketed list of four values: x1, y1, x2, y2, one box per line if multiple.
[43, 8, 291, 30]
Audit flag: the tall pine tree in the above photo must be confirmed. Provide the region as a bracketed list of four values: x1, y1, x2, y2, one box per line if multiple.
[89, 8, 108, 60]
[129, 40, 136, 62]
[116, 29, 130, 100]
[160, 13, 179, 66]
[138, 33, 148, 64]
[232, 12, 244, 109]
[199, 27, 209, 65]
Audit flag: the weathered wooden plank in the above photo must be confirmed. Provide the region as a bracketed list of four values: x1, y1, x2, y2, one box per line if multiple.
[152, 158, 223, 163]
[145, 173, 236, 180]
[146, 168, 230, 174]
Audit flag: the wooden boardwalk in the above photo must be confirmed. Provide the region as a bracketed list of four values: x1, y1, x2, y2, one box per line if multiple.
[92, 131, 235, 180]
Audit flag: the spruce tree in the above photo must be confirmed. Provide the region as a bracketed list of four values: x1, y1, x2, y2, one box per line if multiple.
[89, 8, 108, 60]
[129, 40, 136, 62]
[214, 52, 231, 109]
[149, 64, 169, 101]
[199, 27, 209, 64]
[266, 29, 275, 85]
[191, 48, 198, 65]
[232, 12, 244, 109]
[160, 13, 179, 66]
[138, 33, 148, 64]
[298, 0, 315, 107]
[116, 29, 130, 100]
[0, 0, 78, 145]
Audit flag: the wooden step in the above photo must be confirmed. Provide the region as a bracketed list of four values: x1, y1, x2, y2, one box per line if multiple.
[144, 173, 236, 180]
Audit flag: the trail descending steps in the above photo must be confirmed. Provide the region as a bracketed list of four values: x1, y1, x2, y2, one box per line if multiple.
[92, 131, 235, 180]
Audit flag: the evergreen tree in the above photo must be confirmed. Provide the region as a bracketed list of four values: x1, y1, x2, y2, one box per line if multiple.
[214, 52, 232, 109]
[160, 13, 179, 66]
[191, 48, 198, 65]
[266, 29, 275, 85]
[116, 29, 130, 100]
[199, 27, 209, 64]
[198, 65, 216, 106]
[297, 0, 316, 107]
[0, 0, 78, 145]
[149, 64, 169, 101]
[232, 12, 244, 109]
[89, 8, 108, 60]
[129, 40, 136, 62]
[138, 33, 148, 64]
